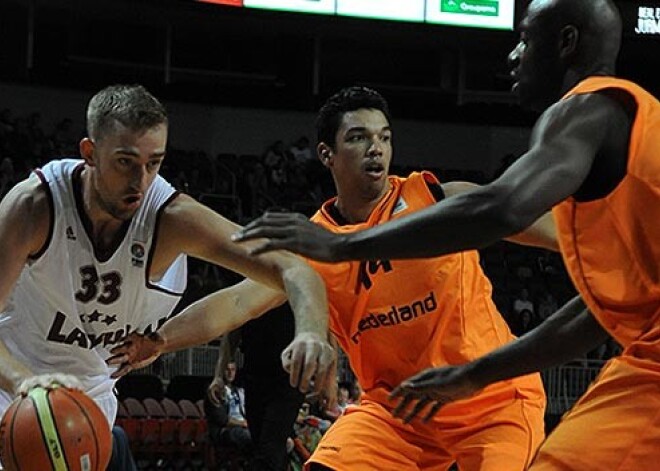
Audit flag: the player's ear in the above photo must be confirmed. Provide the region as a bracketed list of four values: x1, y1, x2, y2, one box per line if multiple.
[559, 24, 579, 59]
[79, 138, 96, 167]
[318, 143, 333, 168]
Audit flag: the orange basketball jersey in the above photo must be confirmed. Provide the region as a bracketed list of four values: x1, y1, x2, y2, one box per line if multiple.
[308, 172, 543, 406]
[554, 77, 660, 350]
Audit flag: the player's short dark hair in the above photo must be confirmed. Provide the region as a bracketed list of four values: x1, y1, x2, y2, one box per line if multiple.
[316, 86, 391, 150]
[86, 84, 167, 141]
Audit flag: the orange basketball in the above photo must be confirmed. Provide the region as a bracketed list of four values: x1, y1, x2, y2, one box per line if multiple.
[0, 386, 112, 471]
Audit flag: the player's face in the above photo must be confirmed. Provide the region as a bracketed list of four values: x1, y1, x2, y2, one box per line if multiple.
[225, 363, 237, 383]
[323, 108, 392, 201]
[508, 0, 564, 111]
[81, 123, 167, 221]
[338, 387, 350, 403]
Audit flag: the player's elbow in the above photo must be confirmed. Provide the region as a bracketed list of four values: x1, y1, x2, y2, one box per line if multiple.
[280, 257, 321, 288]
[500, 210, 537, 236]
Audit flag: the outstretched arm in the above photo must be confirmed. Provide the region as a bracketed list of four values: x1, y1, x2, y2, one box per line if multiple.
[390, 296, 609, 423]
[117, 195, 333, 392]
[109, 278, 336, 395]
[108, 279, 283, 375]
[441, 181, 558, 252]
[234, 93, 617, 261]
[206, 330, 242, 407]
[160, 279, 285, 354]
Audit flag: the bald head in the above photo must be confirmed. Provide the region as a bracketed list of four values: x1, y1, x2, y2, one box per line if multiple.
[529, 0, 621, 72]
[509, 0, 623, 110]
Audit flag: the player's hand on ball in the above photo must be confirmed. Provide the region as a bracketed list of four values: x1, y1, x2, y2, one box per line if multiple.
[16, 373, 83, 396]
[107, 331, 165, 378]
[389, 364, 482, 423]
[282, 332, 336, 394]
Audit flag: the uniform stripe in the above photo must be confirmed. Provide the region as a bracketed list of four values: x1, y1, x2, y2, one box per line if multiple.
[29, 388, 69, 471]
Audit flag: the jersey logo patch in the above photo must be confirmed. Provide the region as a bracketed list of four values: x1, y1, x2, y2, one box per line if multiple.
[66, 226, 76, 240]
[131, 242, 145, 267]
[392, 197, 408, 215]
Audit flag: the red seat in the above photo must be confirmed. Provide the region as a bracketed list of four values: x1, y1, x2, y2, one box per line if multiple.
[141, 398, 164, 451]
[121, 398, 147, 447]
[177, 399, 206, 463]
[195, 399, 205, 418]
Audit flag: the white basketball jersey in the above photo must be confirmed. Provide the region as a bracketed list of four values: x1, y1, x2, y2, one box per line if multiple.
[0, 159, 187, 424]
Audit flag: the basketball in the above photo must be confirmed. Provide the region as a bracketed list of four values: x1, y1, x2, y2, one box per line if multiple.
[0, 387, 112, 471]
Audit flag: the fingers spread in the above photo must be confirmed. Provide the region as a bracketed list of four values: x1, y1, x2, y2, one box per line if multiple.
[423, 401, 444, 423]
[403, 397, 432, 424]
[110, 364, 132, 379]
[391, 394, 415, 419]
[106, 353, 127, 366]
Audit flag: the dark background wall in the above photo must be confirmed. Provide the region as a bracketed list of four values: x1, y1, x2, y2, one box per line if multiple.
[0, 0, 657, 174]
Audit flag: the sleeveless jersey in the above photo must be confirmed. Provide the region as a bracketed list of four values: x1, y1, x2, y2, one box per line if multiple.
[307, 172, 543, 408]
[554, 77, 660, 350]
[0, 159, 187, 422]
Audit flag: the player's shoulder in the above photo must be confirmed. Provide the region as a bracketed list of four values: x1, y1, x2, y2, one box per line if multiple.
[534, 92, 626, 145]
[2, 173, 51, 219]
[544, 91, 626, 125]
[159, 191, 202, 222]
[0, 174, 52, 253]
[157, 191, 234, 239]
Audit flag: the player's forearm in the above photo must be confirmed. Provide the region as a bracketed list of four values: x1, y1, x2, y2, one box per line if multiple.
[0, 340, 34, 395]
[281, 263, 329, 336]
[159, 280, 284, 353]
[341, 188, 527, 261]
[468, 296, 609, 388]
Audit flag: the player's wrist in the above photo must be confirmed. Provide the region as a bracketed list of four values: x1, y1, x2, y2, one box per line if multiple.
[148, 330, 167, 354]
[467, 356, 499, 390]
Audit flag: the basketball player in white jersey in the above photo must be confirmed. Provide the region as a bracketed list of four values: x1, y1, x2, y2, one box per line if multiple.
[0, 84, 334, 468]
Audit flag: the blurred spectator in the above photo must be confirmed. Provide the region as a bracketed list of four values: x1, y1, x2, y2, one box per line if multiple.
[264, 140, 288, 172]
[288, 136, 314, 167]
[537, 251, 560, 276]
[513, 288, 535, 317]
[512, 308, 535, 337]
[212, 302, 306, 471]
[349, 380, 362, 405]
[205, 373, 230, 439]
[515, 263, 534, 282]
[537, 290, 559, 321]
[209, 360, 252, 455]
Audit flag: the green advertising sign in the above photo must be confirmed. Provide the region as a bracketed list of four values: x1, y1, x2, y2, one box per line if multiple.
[441, 0, 499, 17]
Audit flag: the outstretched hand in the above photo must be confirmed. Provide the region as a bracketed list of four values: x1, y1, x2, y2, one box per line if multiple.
[389, 364, 482, 423]
[107, 332, 165, 378]
[232, 211, 345, 262]
[282, 332, 336, 395]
